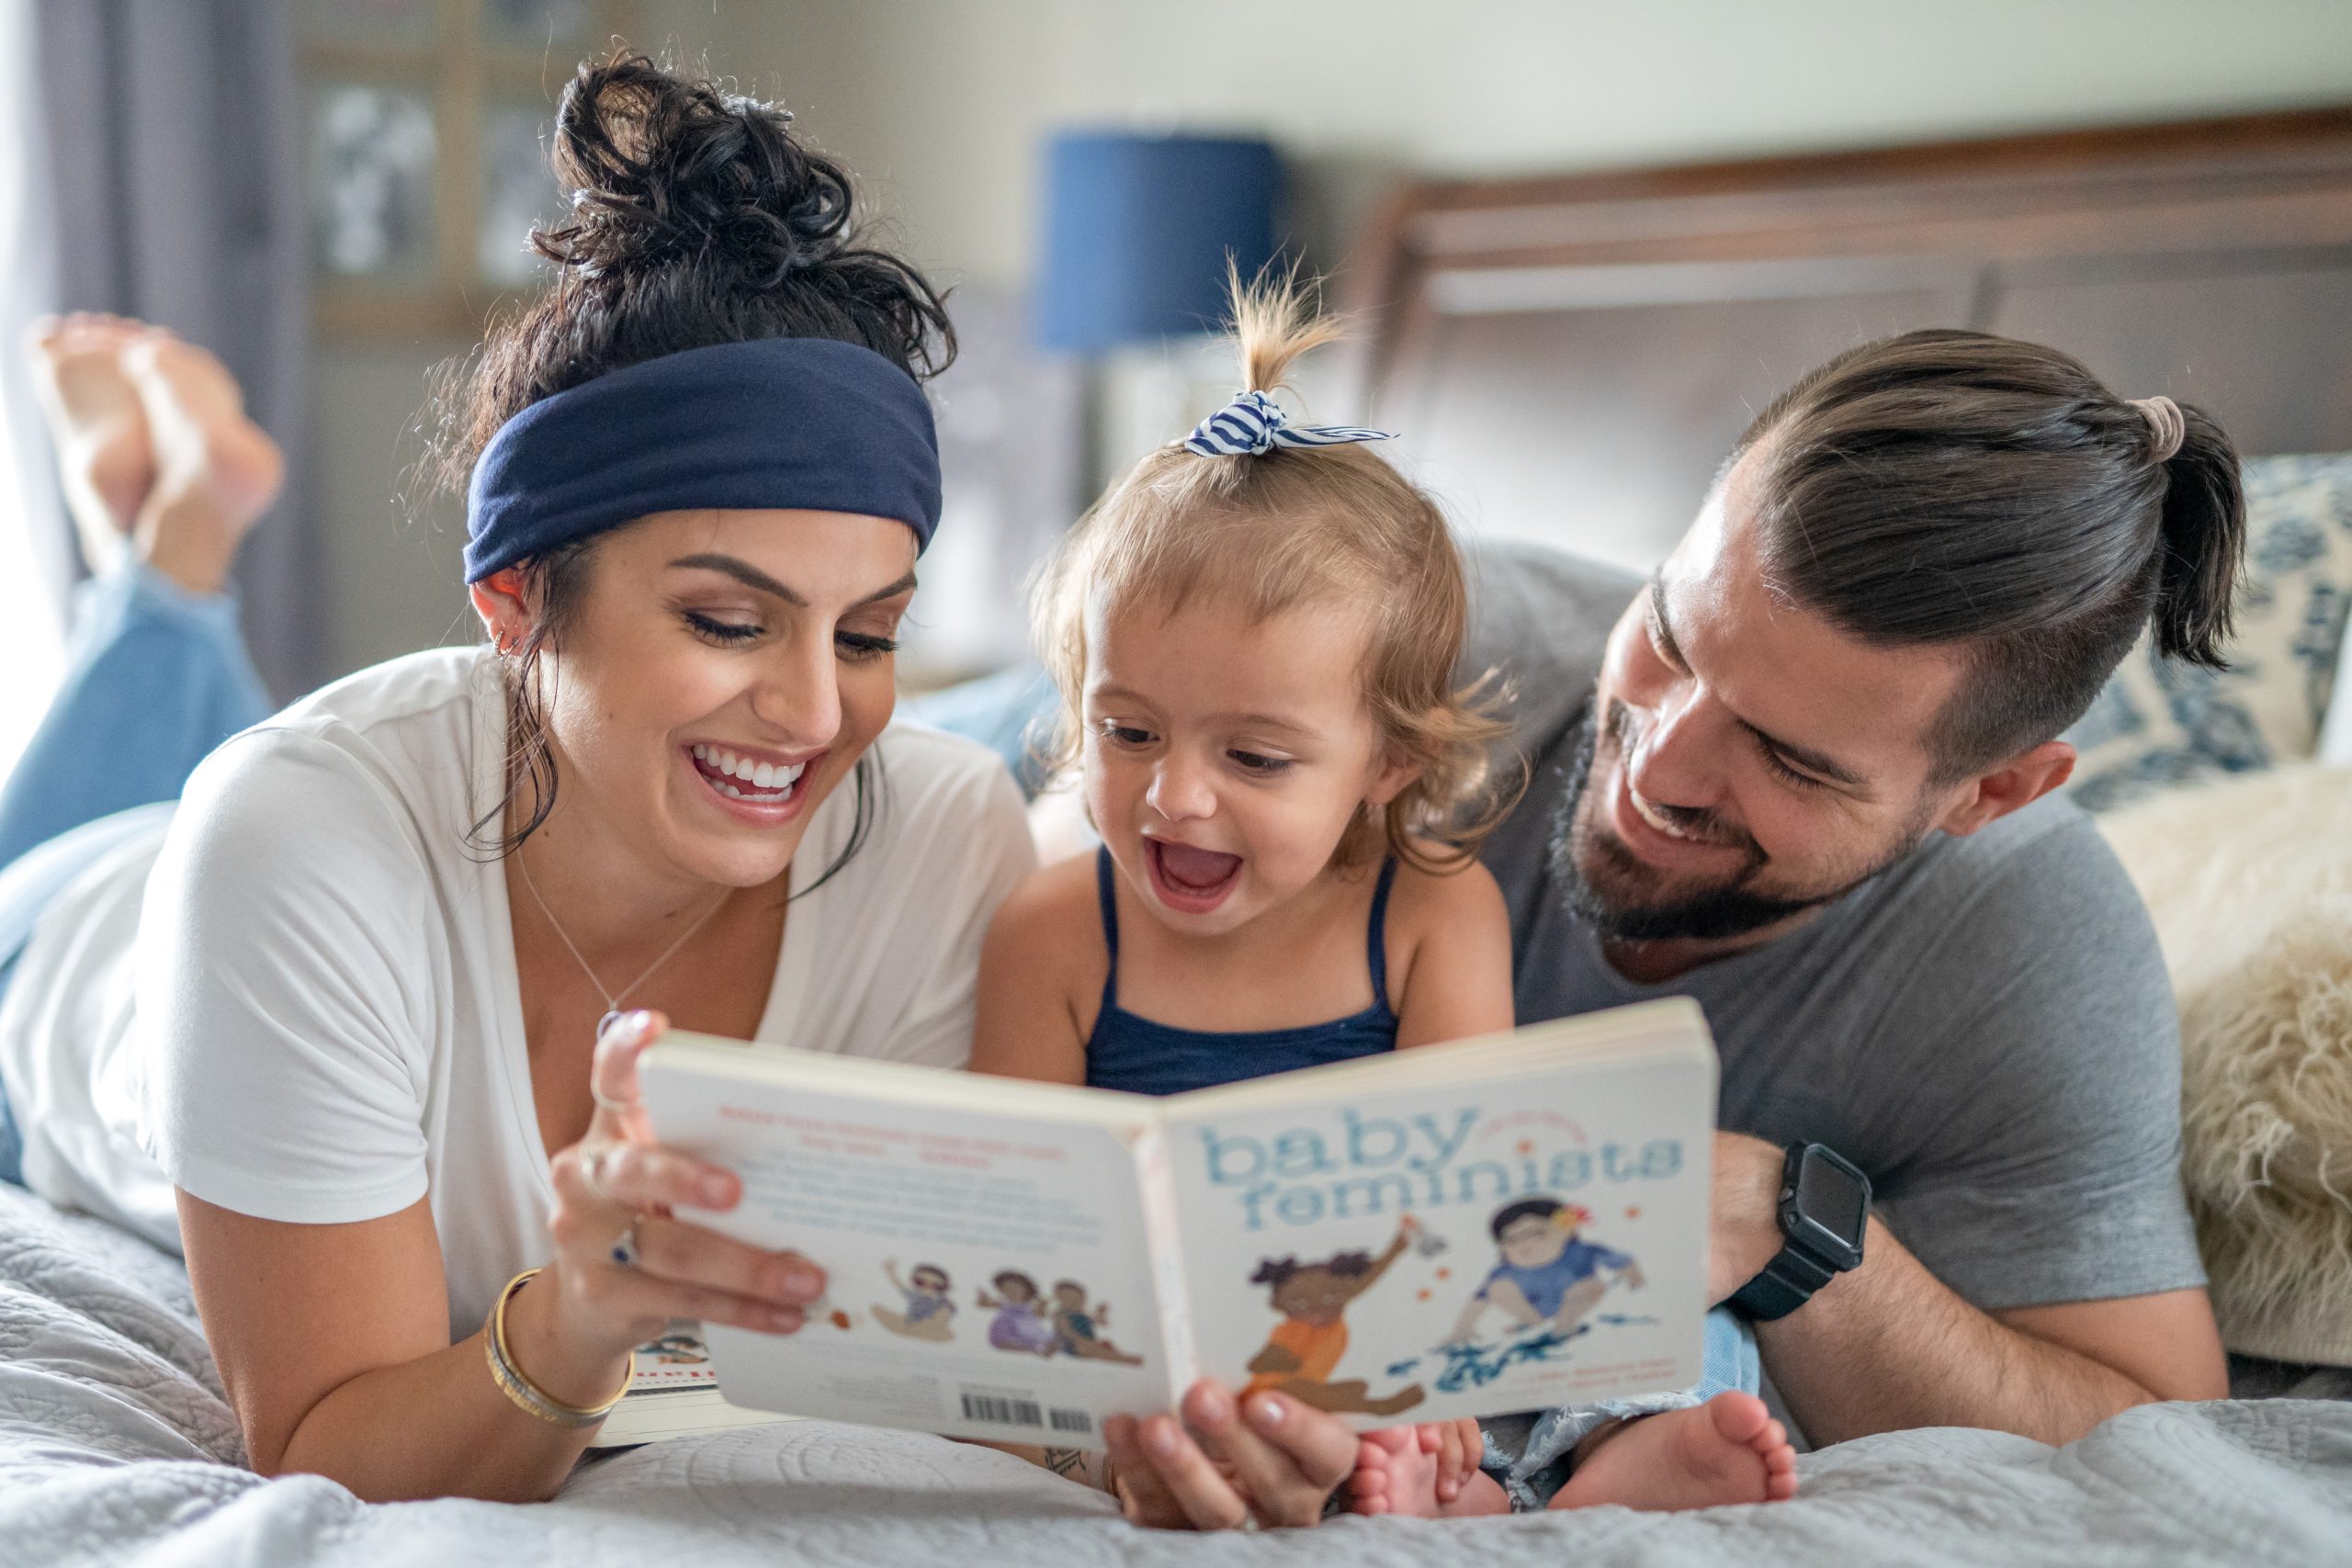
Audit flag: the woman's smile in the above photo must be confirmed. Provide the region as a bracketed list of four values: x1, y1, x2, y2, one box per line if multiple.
[682, 740, 830, 824]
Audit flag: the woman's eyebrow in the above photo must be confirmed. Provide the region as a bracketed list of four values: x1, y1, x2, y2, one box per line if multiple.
[668, 553, 917, 606]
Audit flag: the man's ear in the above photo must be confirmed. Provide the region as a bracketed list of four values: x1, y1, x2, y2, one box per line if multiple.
[469, 569, 532, 651]
[1934, 739, 2076, 838]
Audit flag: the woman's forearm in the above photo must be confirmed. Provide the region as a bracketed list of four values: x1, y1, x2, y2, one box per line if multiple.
[275, 1274, 631, 1503]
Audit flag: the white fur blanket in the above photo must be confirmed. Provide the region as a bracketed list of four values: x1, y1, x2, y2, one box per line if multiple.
[2100, 763, 2352, 1366]
[5, 1182, 2351, 1568]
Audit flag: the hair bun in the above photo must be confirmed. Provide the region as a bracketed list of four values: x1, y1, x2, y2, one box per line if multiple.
[538, 53, 852, 291]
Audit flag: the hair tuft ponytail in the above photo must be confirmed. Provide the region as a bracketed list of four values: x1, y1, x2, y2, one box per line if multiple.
[1227, 260, 1348, 400]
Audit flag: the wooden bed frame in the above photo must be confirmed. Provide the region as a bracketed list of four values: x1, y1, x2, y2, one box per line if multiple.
[1343, 109, 2352, 572]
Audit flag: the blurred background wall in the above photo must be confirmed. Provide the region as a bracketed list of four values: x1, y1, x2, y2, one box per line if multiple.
[284, 0, 2352, 682]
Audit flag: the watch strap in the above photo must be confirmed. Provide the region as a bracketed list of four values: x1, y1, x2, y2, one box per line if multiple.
[1729, 1242, 1838, 1321]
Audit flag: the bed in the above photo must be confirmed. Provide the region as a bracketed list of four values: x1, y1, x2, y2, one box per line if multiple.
[6, 1182, 2349, 1567]
[11, 110, 2352, 1565]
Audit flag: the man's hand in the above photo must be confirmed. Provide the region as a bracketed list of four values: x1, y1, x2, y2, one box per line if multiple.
[1707, 1130, 1787, 1304]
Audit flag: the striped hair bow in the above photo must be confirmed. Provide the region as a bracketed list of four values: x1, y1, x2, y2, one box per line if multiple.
[1182, 389, 1395, 457]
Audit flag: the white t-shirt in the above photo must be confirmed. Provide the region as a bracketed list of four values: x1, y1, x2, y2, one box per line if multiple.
[0, 648, 1035, 1340]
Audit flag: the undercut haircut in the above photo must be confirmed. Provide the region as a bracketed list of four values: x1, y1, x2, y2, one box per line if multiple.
[1736, 329, 2246, 781]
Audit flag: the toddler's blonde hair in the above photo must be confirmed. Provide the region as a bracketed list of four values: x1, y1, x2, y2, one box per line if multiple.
[1031, 268, 1519, 874]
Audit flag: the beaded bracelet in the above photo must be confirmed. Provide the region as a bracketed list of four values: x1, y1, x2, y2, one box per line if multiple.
[483, 1268, 634, 1427]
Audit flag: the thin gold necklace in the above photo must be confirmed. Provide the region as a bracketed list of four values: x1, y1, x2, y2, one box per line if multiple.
[514, 843, 729, 1040]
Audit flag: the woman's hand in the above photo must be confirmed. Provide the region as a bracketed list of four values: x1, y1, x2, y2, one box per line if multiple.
[539, 1010, 828, 1362]
[1101, 1382, 1358, 1529]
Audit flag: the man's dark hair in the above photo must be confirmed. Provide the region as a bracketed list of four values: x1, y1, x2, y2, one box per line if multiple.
[1490, 1198, 1565, 1239]
[1736, 329, 2246, 780]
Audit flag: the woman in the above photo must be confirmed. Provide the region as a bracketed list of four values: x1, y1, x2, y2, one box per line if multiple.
[0, 57, 1039, 1504]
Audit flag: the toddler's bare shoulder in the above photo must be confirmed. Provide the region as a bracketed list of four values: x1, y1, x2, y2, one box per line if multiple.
[986, 852, 1106, 963]
[1385, 848, 1507, 931]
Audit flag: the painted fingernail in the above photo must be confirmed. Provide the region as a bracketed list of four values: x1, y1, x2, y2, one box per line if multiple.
[1245, 1394, 1283, 1429]
[1146, 1419, 1180, 1459]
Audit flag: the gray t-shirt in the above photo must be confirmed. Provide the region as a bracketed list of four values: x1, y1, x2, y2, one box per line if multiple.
[1462, 542, 2203, 1313]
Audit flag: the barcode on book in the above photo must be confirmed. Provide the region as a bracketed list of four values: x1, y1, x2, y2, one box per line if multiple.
[957, 1393, 1094, 1435]
[960, 1393, 1043, 1427]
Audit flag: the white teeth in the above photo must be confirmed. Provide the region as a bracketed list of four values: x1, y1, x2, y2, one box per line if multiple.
[692, 744, 810, 802]
[1630, 789, 1691, 840]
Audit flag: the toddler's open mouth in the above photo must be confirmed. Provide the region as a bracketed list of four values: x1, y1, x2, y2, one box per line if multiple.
[1146, 836, 1243, 914]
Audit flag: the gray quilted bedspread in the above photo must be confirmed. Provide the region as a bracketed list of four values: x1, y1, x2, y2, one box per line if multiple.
[6, 1182, 2349, 1568]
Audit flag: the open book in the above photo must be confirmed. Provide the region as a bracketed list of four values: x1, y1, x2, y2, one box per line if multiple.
[638, 998, 1715, 1450]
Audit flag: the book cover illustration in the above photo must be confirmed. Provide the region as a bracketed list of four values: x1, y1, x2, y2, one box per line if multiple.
[1171, 1050, 1711, 1427]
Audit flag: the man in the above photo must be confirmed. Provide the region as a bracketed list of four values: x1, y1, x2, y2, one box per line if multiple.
[1102, 328, 2240, 1528]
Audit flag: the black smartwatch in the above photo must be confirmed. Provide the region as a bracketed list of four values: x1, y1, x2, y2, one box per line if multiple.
[1729, 1142, 1871, 1322]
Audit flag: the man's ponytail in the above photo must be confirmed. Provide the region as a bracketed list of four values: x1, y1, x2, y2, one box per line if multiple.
[2150, 401, 2247, 670]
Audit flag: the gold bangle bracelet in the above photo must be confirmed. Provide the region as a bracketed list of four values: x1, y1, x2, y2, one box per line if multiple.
[484, 1268, 633, 1427]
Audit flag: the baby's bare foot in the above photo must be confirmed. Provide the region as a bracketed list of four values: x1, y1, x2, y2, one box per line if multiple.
[1347, 1427, 1510, 1518]
[122, 331, 283, 595]
[24, 312, 155, 573]
[1551, 1391, 1798, 1513]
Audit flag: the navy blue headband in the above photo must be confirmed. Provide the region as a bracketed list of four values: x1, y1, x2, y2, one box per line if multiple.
[463, 336, 942, 583]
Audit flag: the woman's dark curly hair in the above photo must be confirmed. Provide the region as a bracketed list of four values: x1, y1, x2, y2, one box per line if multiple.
[426, 51, 955, 863]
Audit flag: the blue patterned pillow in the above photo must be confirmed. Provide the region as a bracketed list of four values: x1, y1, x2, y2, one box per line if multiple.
[2067, 454, 2352, 812]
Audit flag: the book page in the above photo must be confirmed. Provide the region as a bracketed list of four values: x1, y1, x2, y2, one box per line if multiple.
[642, 1055, 1180, 1448]
[1162, 1042, 1715, 1428]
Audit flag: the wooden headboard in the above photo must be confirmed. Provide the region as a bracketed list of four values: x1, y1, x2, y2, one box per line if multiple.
[1345, 109, 2352, 573]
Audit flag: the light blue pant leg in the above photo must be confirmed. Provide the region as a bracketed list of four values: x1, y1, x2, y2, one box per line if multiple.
[0, 564, 272, 1185]
[1478, 1306, 1758, 1511]
[0, 563, 272, 870]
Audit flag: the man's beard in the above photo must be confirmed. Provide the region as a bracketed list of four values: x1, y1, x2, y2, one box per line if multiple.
[1546, 701, 1922, 944]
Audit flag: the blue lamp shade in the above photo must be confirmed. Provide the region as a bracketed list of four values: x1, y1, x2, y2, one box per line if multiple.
[1035, 131, 1281, 353]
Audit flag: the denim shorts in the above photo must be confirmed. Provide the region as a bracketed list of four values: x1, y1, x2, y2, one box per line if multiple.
[1478, 1305, 1760, 1510]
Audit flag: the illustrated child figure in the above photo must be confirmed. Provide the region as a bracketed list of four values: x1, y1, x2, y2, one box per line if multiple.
[873, 1259, 957, 1342]
[1448, 1200, 1644, 1345]
[1243, 1220, 1423, 1416]
[1050, 1280, 1144, 1364]
[978, 1270, 1060, 1357]
[971, 269, 1796, 1519]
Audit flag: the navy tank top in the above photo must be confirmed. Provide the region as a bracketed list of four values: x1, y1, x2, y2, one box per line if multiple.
[1083, 846, 1400, 1097]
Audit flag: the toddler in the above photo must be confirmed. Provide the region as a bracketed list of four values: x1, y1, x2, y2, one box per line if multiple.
[972, 273, 1793, 1518]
